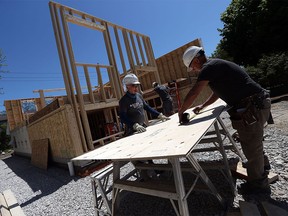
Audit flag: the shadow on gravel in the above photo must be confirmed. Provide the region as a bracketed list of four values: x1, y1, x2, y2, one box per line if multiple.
[266, 198, 288, 211]
[243, 194, 288, 212]
[2, 155, 80, 208]
[116, 161, 238, 216]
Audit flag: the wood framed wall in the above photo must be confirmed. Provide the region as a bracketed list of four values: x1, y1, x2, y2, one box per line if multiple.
[5, 2, 210, 162]
[49, 1, 161, 152]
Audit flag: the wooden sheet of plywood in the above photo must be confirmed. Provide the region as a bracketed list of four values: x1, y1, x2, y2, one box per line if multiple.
[233, 162, 278, 184]
[2, 189, 26, 216]
[31, 139, 49, 170]
[73, 99, 226, 161]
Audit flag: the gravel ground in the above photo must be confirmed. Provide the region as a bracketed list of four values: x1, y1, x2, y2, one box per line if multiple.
[0, 99, 287, 216]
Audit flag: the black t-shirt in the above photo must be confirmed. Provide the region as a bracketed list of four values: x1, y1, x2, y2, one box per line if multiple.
[154, 85, 172, 102]
[198, 58, 263, 106]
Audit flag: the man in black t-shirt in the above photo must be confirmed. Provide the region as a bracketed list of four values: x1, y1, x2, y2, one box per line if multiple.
[152, 82, 174, 116]
[179, 46, 272, 196]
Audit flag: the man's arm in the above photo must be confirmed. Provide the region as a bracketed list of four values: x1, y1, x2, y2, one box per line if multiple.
[193, 92, 219, 114]
[178, 80, 209, 122]
[179, 80, 209, 113]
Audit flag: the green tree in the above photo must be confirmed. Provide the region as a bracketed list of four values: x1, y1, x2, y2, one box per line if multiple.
[0, 49, 8, 94]
[246, 52, 288, 95]
[0, 123, 11, 151]
[0, 49, 7, 72]
[216, 0, 288, 66]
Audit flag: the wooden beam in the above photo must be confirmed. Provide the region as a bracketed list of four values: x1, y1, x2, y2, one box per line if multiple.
[65, 14, 106, 31]
[60, 7, 94, 151]
[83, 66, 95, 104]
[114, 26, 127, 74]
[232, 162, 279, 184]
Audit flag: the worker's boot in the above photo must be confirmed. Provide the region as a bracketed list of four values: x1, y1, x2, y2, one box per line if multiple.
[237, 181, 271, 195]
[242, 152, 271, 173]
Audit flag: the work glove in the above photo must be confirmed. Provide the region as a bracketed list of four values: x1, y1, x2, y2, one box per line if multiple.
[157, 113, 170, 122]
[193, 104, 204, 114]
[133, 123, 146, 133]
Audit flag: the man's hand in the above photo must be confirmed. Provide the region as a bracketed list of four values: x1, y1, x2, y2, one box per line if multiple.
[158, 113, 170, 122]
[193, 104, 204, 114]
[133, 123, 146, 133]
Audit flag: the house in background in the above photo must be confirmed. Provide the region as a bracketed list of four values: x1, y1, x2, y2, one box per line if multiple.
[4, 2, 211, 167]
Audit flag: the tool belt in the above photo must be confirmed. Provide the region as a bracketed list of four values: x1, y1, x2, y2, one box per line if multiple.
[228, 90, 270, 125]
[238, 90, 270, 110]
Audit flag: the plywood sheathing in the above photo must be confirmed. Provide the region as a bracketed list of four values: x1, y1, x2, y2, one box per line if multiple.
[28, 98, 64, 124]
[155, 38, 202, 84]
[31, 138, 49, 170]
[4, 100, 25, 131]
[28, 105, 83, 163]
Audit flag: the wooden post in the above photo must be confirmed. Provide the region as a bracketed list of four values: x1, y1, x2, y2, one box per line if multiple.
[39, 90, 46, 109]
[83, 65, 95, 104]
[129, 32, 140, 66]
[114, 26, 127, 74]
[122, 29, 135, 72]
[49, 2, 88, 153]
[136, 35, 147, 66]
[102, 22, 122, 99]
[96, 66, 106, 102]
[60, 7, 94, 151]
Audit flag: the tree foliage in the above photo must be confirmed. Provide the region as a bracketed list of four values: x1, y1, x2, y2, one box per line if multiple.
[0, 49, 8, 94]
[0, 124, 11, 151]
[246, 52, 288, 95]
[215, 0, 288, 66]
[0, 49, 7, 71]
[213, 0, 288, 96]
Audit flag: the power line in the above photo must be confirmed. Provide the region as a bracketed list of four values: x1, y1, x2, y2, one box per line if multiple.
[1, 76, 63, 79]
[0, 80, 65, 82]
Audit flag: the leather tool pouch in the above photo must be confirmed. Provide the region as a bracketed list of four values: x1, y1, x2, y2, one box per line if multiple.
[228, 103, 258, 126]
[241, 107, 257, 125]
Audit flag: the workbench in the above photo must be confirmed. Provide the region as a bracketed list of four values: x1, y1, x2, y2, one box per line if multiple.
[73, 99, 245, 216]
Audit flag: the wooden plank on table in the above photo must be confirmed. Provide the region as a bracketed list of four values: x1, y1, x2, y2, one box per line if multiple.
[31, 139, 49, 170]
[114, 179, 178, 199]
[134, 161, 229, 172]
[72, 99, 227, 161]
[261, 201, 288, 216]
[114, 177, 208, 200]
[0, 193, 11, 216]
[2, 190, 25, 216]
[232, 162, 278, 184]
[239, 200, 261, 216]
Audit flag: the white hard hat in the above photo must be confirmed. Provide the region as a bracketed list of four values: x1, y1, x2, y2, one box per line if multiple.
[123, 73, 140, 85]
[182, 46, 203, 68]
[152, 82, 158, 88]
[122, 73, 140, 92]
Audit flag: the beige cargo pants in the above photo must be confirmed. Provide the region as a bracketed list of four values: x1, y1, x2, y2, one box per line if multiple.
[230, 98, 271, 187]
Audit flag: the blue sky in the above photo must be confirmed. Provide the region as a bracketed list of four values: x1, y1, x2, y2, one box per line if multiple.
[0, 0, 231, 112]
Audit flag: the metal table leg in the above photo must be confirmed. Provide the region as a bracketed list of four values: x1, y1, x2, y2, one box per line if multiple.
[214, 120, 236, 195]
[186, 153, 226, 207]
[170, 157, 190, 216]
